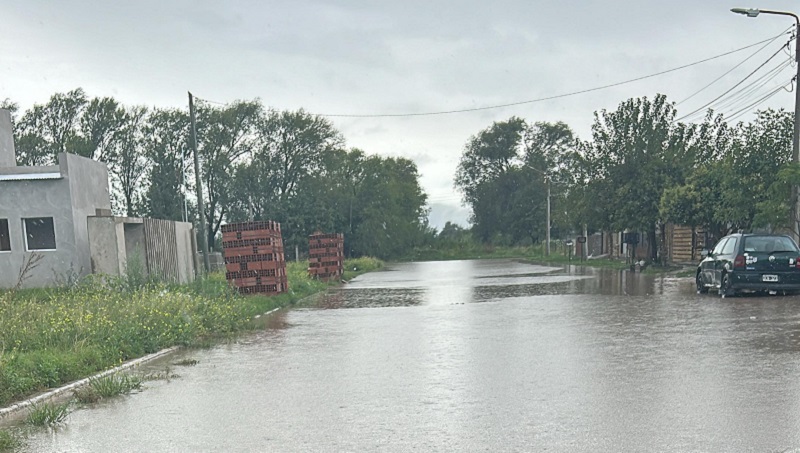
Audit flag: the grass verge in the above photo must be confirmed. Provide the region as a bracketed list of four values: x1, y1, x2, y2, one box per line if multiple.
[405, 243, 696, 275]
[0, 257, 381, 408]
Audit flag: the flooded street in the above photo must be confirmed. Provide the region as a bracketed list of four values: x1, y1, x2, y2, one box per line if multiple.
[17, 259, 800, 452]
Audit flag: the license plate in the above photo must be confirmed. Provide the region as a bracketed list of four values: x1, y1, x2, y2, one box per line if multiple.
[762, 274, 779, 282]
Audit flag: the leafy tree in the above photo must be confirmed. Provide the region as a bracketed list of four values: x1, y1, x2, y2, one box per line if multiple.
[258, 109, 343, 202]
[110, 106, 149, 216]
[195, 100, 261, 250]
[15, 89, 88, 165]
[352, 156, 429, 258]
[581, 94, 686, 260]
[143, 108, 191, 221]
[455, 117, 574, 244]
[724, 109, 793, 231]
[72, 97, 127, 162]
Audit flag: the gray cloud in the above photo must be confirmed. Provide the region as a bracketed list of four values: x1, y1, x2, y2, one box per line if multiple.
[1, 0, 797, 229]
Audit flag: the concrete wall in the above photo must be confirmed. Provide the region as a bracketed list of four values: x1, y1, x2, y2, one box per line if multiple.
[0, 153, 112, 288]
[87, 216, 125, 276]
[0, 109, 15, 167]
[86, 216, 196, 284]
[0, 177, 75, 288]
[63, 153, 112, 280]
[175, 221, 196, 283]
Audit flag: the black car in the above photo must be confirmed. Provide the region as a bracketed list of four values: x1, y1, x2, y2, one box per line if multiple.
[696, 233, 800, 297]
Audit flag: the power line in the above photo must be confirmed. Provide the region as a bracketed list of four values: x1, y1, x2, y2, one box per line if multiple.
[726, 78, 794, 122]
[194, 96, 229, 106]
[679, 57, 793, 122]
[314, 33, 788, 118]
[675, 41, 790, 122]
[676, 25, 792, 106]
[712, 59, 793, 114]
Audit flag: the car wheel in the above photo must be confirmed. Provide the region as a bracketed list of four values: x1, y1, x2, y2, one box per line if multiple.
[696, 273, 708, 294]
[719, 273, 734, 298]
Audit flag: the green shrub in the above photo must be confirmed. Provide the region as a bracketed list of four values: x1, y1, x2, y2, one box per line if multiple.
[25, 401, 71, 427]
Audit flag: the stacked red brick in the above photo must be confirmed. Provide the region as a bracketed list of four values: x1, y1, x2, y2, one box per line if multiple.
[308, 232, 344, 281]
[222, 221, 288, 295]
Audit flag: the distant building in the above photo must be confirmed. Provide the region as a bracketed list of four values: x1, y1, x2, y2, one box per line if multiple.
[0, 108, 197, 288]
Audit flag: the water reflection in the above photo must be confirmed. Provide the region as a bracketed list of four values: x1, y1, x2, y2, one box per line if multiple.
[320, 260, 676, 308]
[15, 259, 800, 452]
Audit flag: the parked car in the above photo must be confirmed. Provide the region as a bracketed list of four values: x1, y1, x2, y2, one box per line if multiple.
[696, 233, 800, 297]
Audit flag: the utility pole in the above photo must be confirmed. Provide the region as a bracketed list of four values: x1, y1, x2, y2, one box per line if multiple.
[189, 92, 211, 273]
[731, 8, 800, 240]
[545, 176, 551, 256]
[525, 164, 551, 256]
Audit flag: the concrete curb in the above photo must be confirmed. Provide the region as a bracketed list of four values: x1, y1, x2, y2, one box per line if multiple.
[0, 346, 180, 420]
[0, 305, 285, 420]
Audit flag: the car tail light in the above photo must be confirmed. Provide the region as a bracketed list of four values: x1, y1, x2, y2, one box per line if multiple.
[734, 255, 746, 269]
[796, 257, 800, 269]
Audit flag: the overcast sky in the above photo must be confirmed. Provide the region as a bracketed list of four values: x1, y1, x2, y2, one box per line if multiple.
[1, 1, 798, 229]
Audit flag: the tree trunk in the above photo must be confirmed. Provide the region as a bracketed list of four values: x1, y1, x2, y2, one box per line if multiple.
[648, 226, 658, 263]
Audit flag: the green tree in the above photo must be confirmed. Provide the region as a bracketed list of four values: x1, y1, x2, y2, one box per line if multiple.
[196, 100, 262, 250]
[110, 106, 149, 216]
[15, 88, 88, 165]
[455, 117, 574, 244]
[143, 108, 191, 221]
[352, 156, 429, 258]
[581, 94, 688, 261]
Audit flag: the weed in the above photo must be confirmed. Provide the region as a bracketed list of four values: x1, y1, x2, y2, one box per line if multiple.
[173, 359, 199, 367]
[0, 429, 21, 452]
[74, 373, 142, 403]
[93, 373, 141, 398]
[142, 367, 180, 382]
[25, 401, 71, 427]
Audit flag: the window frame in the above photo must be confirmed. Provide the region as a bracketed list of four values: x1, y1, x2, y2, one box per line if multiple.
[721, 237, 738, 255]
[712, 238, 729, 255]
[0, 218, 9, 253]
[22, 217, 57, 252]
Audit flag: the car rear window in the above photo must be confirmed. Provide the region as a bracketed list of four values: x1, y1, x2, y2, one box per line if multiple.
[742, 236, 800, 253]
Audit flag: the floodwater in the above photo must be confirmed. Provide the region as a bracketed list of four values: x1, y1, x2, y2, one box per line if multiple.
[14, 259, 800, 452]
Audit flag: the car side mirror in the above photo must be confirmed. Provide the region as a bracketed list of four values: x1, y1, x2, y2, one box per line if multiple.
[701, 249, 710, 258]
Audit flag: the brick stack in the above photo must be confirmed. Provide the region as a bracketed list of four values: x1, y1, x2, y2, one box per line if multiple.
[222, 221, 288, 295]
[308, 232, 344, 281]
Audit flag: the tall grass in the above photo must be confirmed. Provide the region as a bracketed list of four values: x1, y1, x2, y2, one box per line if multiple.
[73, 373, 143, 403]
[0, 430, 20, 452]
[0, 257, 382, 407]
[25, 402, 71, 427]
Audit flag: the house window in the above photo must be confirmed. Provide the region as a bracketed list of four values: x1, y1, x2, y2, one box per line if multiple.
[23, 217, 56, 251]
[0, 219, 9, 251]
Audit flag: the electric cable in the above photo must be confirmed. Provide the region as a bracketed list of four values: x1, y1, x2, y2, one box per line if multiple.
[676, 25, 792, 106]
[725, 78, 794, 122]
[679, 57, 793, 122]
[675, 41, 790, 122]
[711, 59, 793, 114]
[314, 33, 789, 118]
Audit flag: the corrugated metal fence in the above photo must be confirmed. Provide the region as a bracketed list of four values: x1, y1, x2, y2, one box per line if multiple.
[144, 218, 179, 282]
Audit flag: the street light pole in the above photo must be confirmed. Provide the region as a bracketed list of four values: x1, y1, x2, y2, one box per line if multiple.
[731, 8, 800, 240]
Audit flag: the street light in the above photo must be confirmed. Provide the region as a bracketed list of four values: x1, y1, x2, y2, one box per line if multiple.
[731, 7, 800, 240]
[525, 165, 551, 256]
